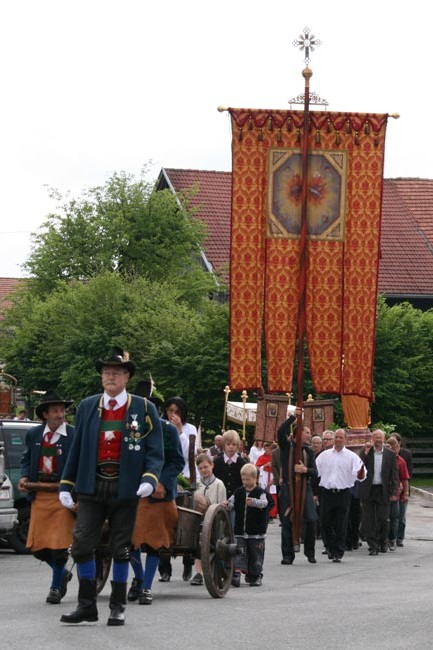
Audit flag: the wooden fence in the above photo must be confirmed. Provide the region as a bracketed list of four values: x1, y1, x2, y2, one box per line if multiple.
[405, 438, 433, 476]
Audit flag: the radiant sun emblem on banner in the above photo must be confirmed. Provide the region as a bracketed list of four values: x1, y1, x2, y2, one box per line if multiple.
[267, 149, 347, 240]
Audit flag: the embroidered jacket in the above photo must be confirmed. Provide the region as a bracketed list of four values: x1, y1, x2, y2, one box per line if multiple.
[20, 423, 75, 501]
[60, 393, 164, 499]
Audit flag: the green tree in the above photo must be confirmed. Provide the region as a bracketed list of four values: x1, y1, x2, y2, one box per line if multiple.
[25, 169, 216, 303]
[372, 299, 433, 437]
[0, 273, 229, 429]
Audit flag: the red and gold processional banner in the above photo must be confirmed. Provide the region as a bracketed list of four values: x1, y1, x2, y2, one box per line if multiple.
[229, 108, 388, 413]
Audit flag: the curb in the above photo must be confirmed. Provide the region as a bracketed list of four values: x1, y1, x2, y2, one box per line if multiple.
[411, 486, 433, 501]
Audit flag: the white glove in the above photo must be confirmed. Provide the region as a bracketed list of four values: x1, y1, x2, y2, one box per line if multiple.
[59, 491, 75, 509]
[136, 482, 154, 498]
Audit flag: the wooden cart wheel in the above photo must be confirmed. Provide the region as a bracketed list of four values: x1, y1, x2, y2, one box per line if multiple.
[201, 504, 236, 598]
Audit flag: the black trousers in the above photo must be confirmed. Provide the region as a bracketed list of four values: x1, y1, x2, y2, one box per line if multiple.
[320, 488, 351, 559]
[72, 478, 138, 563]
[279, 483, 316, 560]
[346, 496, 361, 549]
[361, 485, 390, 551]
[158, 554, 194, 577]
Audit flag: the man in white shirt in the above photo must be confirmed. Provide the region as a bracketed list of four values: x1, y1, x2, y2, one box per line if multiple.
[315, 429, 366, 562]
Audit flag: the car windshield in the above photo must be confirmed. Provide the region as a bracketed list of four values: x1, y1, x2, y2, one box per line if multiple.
[1, 426, 30, 467]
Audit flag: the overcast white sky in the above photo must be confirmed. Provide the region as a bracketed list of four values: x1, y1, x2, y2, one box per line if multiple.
[1, 0, 431, 277]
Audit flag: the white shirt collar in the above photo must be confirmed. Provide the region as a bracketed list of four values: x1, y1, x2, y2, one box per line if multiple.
[224, 452, 239, 464]
[43, 422, 67, 436]
[103, 389, 128, 409]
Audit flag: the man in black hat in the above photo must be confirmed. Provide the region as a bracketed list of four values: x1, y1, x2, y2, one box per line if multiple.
[18, 390, 75, 604]
[59, 347, 164, 627]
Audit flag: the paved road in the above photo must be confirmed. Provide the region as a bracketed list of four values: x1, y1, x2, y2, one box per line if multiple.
[1, 491, 432, 650]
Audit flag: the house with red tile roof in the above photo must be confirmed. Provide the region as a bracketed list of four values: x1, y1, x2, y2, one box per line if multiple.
[0, 278, 23, 315]
[156, 169, 433, 309]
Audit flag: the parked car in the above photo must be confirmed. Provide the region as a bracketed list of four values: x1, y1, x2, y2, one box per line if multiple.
[0, 442, 19, 544]
[0, 419, 40, 553]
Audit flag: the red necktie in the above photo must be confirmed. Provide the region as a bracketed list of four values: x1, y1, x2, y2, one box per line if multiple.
[108, 399, 117, 410]
[45, 431, 55, 444]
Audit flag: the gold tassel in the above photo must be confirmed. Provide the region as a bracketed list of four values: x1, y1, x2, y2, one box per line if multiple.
[258, 128, 263, 141]
[248, 116, 254, 131]
[296, 129, 301, 144]
[374, 132, 379, 147]
[315, 130, 321, 144]
[335, 131, 341, 145]
[327, 119, 332, 133]
[238, 128, 243, 142]
[277, 129, 282, 143]
[354, 131, 360, 145]
[345, 120, 351, 134]
[287, 118, 293, 132]
[267, 116, 273, 131]
[364, 121, 370, 135]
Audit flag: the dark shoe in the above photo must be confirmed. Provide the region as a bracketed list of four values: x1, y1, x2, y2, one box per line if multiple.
[396, 540, 404, 547]
[380, 543, 388, 553]
[231, 572, 241, 587]
[107, 581, 126, 627]
[107, 603, 125, 626]
[249, 576, 262, 587]
[182, 565, 193, 582]
[60, 569, 73, 598]
[352, 542, 359, 550]
[138, 588, 152, 605]
[281, 557, 294, 565]
[158, 573, 171, 582]
[127, 578, 142, 602]
[190, 572, 203, 586]
[60, 578, 98, 624]
[388, 541, 396, 551]
[307, 556, 317, 564]
[244, 575, 252, 583]
[46, 588, 62, 604]
[369, 549, 379, 556]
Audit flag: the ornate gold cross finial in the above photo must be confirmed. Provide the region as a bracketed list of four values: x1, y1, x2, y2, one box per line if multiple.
[293, 27, 321, 65]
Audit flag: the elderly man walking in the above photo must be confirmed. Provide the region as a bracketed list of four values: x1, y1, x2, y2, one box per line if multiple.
[359, 429, 398, 555]
[59, 347, 164, 626]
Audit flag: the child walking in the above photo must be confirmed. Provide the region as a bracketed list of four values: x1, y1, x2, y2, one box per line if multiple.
[190, 453, 226, 586]
[225, 463, 268, 587]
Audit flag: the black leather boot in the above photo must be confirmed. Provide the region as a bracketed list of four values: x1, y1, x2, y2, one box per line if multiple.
[107, 581, 127, 626]
[60, 578, 98, 624]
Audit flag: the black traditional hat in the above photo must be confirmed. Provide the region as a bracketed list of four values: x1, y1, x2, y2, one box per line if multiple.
[134, 376, 162, 409]
[95, 346, 136, 378]
[35, 390, 74, 420]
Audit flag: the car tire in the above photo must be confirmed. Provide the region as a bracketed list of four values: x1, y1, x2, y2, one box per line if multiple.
[8, 502, 31, 554]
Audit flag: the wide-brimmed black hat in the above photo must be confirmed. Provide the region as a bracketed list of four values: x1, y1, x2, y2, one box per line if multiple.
[35, 390, 74, 420]
[95, 346, 136, 378]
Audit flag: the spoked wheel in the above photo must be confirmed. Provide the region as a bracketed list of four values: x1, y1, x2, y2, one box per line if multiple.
[201, 504, 236, 598]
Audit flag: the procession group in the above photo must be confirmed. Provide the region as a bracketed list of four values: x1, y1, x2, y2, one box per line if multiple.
[18, 347, 410, 627]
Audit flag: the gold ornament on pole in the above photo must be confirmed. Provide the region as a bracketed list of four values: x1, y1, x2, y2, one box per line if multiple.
[222, 385, 230, 433]
[241, 389, 248, 444]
